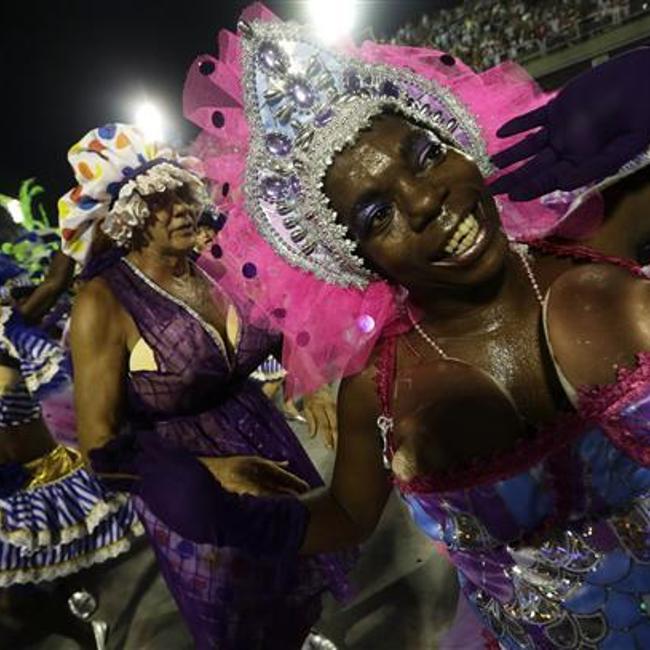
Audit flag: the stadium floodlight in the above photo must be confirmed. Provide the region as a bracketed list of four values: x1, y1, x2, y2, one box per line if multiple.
[134, 102, 165, 143]
[307, 0, 358, 43]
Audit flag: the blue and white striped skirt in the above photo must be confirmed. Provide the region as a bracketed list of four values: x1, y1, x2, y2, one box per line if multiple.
[0, 445, 143, 586]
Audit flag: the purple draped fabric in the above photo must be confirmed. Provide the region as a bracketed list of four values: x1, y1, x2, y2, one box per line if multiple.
[102, 259, 350, 649]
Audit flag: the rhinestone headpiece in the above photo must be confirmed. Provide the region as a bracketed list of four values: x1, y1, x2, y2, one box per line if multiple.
[240, 18, 492, 288]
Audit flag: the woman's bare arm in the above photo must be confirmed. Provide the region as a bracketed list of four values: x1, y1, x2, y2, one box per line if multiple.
[69, 278, 127, 462]
[17, 251, 75, 324]
[299, 364, 392, 553]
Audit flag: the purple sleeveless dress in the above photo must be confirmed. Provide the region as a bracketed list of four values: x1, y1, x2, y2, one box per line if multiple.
[102, 259, 349, 649]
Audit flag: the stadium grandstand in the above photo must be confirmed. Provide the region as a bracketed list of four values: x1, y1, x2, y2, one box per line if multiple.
[383, 0, 650, 88]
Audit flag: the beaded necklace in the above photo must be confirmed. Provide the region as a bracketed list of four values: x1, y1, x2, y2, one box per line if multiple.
[406, 244, 544, 359]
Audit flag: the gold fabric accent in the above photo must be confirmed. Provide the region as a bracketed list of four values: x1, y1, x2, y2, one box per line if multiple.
[129, 337, 159, 372]
[0, 365, 21, 395]
[24, 445, 83, 490]
[226, 304, 240, 349]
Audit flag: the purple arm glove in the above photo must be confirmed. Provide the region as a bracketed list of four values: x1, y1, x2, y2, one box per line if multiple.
[89, 433, 309, 556]
[490, 48, 650, 201]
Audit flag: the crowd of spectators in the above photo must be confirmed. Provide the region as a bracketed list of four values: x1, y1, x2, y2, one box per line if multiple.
[385, 0, 645, 71]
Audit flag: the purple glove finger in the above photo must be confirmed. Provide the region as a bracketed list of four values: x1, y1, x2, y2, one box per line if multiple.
[507, 133, 646, 201]
[508, 160, 580, 201]
[494, 48, 650, 198]
[134, 444, 308, 555]
[94, 474, 142, 494]
[558, 133, 649, 189]
[496, 104, 549, 138]
[491, 128, 549, 170]
[489, 147, 557, 196]
[136, 449, 222, 542]
[88, 434, 141, 475]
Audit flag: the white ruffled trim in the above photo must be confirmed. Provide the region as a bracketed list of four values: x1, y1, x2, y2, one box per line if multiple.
[102, 162, 210, 247]
[0, 307, 68, 398]
[22, 351, 68, 399]
[0, 458, 142, 551]
[0, 522, 145, 587]
[0, 307, 11, 334]
[1, 408, 41, 428]
[0, 491, 137, 551]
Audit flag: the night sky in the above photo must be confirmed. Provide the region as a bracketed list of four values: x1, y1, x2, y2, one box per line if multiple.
[0, 1, 454, 216]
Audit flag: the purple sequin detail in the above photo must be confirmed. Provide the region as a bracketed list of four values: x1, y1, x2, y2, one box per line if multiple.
[315, 108, 334, 127]
[261, 176, 287, 202]
[289, 79, 315, 108]
[356, 314, 376, 334]
[215, 213, 228, 230]
[242, 262, 257, 279]
[381, 81, 400, 98]
[265, 133, 292, 156]
[296, 331, 311, 347]
[259, 41, 286, 73]
[344, 69, 361, 93]
[198, 60, 215, 75]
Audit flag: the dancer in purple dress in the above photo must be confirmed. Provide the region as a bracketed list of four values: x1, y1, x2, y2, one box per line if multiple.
[63, 124, 350, 648]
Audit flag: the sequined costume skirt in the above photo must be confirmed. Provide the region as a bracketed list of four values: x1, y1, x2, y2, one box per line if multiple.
[0, 445, 143, 586]
[450, 495, 650, 649]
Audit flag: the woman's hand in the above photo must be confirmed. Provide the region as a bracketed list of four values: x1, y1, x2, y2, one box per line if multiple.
[199, 455, 309, 496]
[302, 386, 338, 450]
[490, 48, 650, 201]
[91, 435, 310, 551]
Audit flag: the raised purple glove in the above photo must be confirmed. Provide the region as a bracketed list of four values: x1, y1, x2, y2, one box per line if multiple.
[490, 48, 650, 201]
[89, 433, 309, 556]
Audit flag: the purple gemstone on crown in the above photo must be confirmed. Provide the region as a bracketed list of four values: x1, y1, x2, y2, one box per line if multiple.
[344, 69, 361, 93]
[259, 42, 286, 73]
[381, 81, 400, 98]
[289, 79, 315, 109]
[261, 175, 288, 203]
[287, 175, 302, 197]
[315, 108, 334, 127]
[265, 133, 292, 157]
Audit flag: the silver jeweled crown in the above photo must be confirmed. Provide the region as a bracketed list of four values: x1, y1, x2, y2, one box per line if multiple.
[240, 18, 492, 288]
